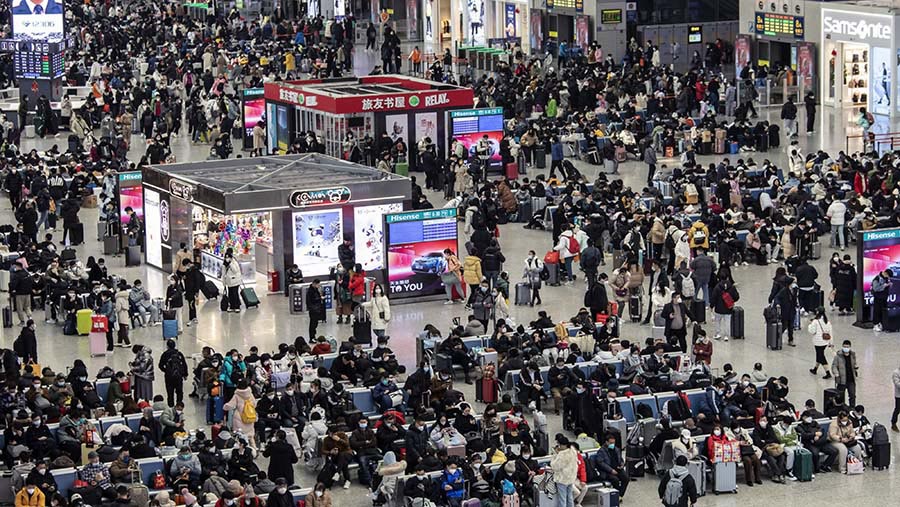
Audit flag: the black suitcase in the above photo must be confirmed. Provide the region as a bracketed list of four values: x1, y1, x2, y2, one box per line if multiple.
[125, 245, 141, 266]
[518, 154, 527, 175]
[731, 306, 745, 339]
[201, 280, 220, 300]
[766, 321, 783, 350]
[873, 442, 891, 470]
[629, 296, 642, 322]
[434, 353, 453, 373]
[2, 306, 11, 328]
[823, 388, 843, 412]
[69, 222, 84, 245]
[535, 147, 546, 169]
[626, 444, 645, 477]
[692, 299, 706, 323]
[516, 200, 532, 223]
[352, 309, 372, 345]
[240, 287, 260, 308]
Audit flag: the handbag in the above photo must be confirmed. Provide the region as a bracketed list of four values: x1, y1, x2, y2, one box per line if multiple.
[739, 444, 755, 457]
[847, 453, 864, 474]
[765, 443, 784, 457]
[440, 271, 459, 285]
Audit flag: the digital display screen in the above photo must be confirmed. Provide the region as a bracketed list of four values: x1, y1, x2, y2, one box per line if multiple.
[450, 107, 504, 172]
[385, 209, 458, 299]
[144, 188, 162, 269]
[354, 203, 403, 272]
[688, 26, 702, 44]
[292, 210, 343, 277]
[117, 171, 143, 231]
[14, 50, 63, 79]
[860, 228, 900, 303]
[601, 9, 621, 24]
[755, 12, 804, 38]
[242, 88, 264, 150]
[11, 0, 64, 40]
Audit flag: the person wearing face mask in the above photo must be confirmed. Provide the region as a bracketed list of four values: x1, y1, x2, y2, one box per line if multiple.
[725, 421, 762, 487]
[23, 415, 53, 460]
[404, 418, 430, 474]
[78, 451, 114, 498]
[168, 445, 201, 485]
[158, 339, 189, 407]
[128, 345, 155, 403]
[591, 433, 629, 498]
[108, 449, 134, 483]
[751, 416, 787, 483]
[402, 464, 433, 500]
[261, 430, 298, 486]
[372, 373, 405, 413]
[661, 292, 693, 353]
[828, 410, 864, 473]
[278, 384, 305, 429]
[439, 461, 466, 507]
[564, 381, 603, 439]
[358, 283, 390, 339]
[160, 401, 186, 440]
[25, 463, 55, 500]
[773, 417, 801, 481]
[470, 280, 495, 330]
[671, 429, 699, 461]
[255, 389, 283, 441]
[796, 410, 839, 473]
[213, 490, 238, 507]
[303, 482, 331, 507]
[402, 362, 432, 414]
[831, 339, 858, 407]
[15, 479, 45, 507]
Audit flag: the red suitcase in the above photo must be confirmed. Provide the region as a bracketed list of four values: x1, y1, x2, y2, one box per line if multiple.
[477, 377, 499, 403]
[506, 162, 518, 180]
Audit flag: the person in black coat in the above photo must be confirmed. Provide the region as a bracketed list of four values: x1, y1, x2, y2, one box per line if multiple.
[661, 293, 694, 353]
[181, 260, 205, 324]
[13, 320, 38, 364]
[832, 256, 857, 314]
[306, 279, 326, 340]
[265, 479, 294, 507]
[262, 430, 298, 485]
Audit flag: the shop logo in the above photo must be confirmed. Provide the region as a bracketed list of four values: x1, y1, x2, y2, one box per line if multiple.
[169, 179, 196, 202]
[118, 172, 142, 182]
[289, 186, 352, 208]
[279, 88, 305, 105]
[408, 96, 420, 107]
[424, 93, 449, 107]
[823, 16, 892, 40]
[160, 200, 170, 242]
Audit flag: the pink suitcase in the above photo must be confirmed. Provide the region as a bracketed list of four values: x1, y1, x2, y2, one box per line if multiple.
[89, 332, 108, 357]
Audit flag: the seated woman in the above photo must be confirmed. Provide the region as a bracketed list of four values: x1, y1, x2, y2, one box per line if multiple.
[428, 416, 466, 451]
[744, 226, 768, 265]
[828, 410, 865, 473]
[752, 415, 788, 483]
[517, 362, 546, 411]
[727, 421, 763, 487]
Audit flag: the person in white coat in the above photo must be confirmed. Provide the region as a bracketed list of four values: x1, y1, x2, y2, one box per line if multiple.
[554, 225, 578, 285]
[826, 198, 848, 250]
[807, 308, 833, 379]
[363, 284, 391, 339]
[221, 251, 243, 313]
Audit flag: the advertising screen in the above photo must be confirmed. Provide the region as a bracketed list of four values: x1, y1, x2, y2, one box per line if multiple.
[276, 105, 289, 153]
[385, 208, 458, 299]
[292, 210, 343, 277]
[450, 107, 504, 172]
[354, 203, 403, 271]
[859, 229, 900, 308]
[11, 0, 64, 40]
[144, 189, 162, 268]
[118, 171, 143, 230]
[242, 88, 264, 150]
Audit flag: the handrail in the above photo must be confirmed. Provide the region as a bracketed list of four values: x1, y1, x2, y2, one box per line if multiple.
[846, 130, 900, 153]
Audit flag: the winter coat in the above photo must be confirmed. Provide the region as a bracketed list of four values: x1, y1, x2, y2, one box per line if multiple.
[807, 318, 833, 347]
[830, 350, 858, 386]
[115, 290, 131, 327]
[222, 259, 242, 288]
[549, 447, 579, 485]
[223, 387, 257, 441]
[463, 255, 483, 285]
[130, 348, 155, 381]
[363, 295, 391, 331]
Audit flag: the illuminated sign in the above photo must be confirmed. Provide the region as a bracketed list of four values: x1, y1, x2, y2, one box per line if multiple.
[688, 25, 702, 43]
[10, 0, 65, 40]
[823, 12, 891, 41]
[289, 186, 352, 208]
[169, 179, 196, 202]
[755, 12, 804, 38]
[601, 9, 622, 24]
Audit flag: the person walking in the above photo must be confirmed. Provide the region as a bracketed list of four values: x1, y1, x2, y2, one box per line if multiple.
[808, 307, 833, 379]
[523, 250, 544, 306]
[306, 279, 326, 340]
[643, 142, 657, 184]
[892, 363, 900, 432]
[222, 251, 242, 313]
[781, 97, 798, 138]
[804, 92, 816, 134]
[871, 269, 892, 332]
[13, 319, 37, 365]
[549, 436, 578, 507]
[831, 339, 858, 407]
[659, 455, 698, 507]
[441, 249, 464, 304]
[158, 339, 189, 407]
[8, 264, 33, 326]
[114, 281, 131, 348]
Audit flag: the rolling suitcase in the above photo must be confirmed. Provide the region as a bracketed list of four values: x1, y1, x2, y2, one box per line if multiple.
[514, 282, 531, 305]
[516, 200, 532, 223]
[872, 440, 891, 470]
[712, 461, 737, 493]
[731, 306, 745, 339]
[2, 306, 11, 328]
[766, 321, 783, 350]
[535, 147, 546, 169]
[534, 429, 549, 457]
[206, 396, 225, 423]
[162, 318, 178, 339]
[90, 331, 108, 356]
[604, 418, 627, 447]
[652, 325, 666, 340]
[518, 155, 527, 175]
[823, 387, 843, 412]
[126, 245, 141, 266]
[128, 483, 149, 507]
[810, 241, 822, 260]
[103, 235, 119, 255]
[352, 311, 372, 345]
[626, 444, 645, 477]
[76, 309, 93, 335]
[629, 296, 642, 322]
[545, 262, 560, 286]
[476, 377, 499, 403]
[595, 488, 619, 507]
[506, 162, 518, 180]
[201, 280, 219, 300]
[96, 222, 106, 241]
[793, 447, 813, 481]
[69, 222, 84, 245]
[688, 459, 706, 497]
[692, 299, 706, 323]
[240, 286, 260, 308]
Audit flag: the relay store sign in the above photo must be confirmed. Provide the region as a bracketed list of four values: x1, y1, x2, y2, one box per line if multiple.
[822, 10, 893, 43]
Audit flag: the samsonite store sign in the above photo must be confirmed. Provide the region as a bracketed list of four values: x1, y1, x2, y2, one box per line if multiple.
[822, 10, 893, 44]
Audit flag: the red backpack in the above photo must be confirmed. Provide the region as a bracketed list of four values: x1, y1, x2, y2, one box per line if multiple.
[568, 235, 581, 254]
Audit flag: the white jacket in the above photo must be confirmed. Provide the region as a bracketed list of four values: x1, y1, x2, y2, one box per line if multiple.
[554, 231, 577, 259]
[826, 201, 847, 226]
[674, 236, 691, 261]
[807, 318, 833, 347]
[364, 295, 392, 331]
[222, 259, 242, 288]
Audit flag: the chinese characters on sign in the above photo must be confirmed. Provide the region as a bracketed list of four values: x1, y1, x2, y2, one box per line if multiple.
[755, 12, 804, 38]
[361, 96, 407, 111]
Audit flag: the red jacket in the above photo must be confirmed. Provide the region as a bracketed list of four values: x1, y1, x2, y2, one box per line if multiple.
[349, 272, 367, 297]
[576, 452, 587, 483]
[706, 433, 731, 460]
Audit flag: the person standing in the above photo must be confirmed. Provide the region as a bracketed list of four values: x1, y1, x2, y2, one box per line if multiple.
[306, 279, 326, 340]
[781, 97, 798, 138]
[129, 345, 155, 402]
[159, 339, 188, 407]
[164, 275, 185, 334]
[9, 264, 33, 325]
[222, 252, 242, 313]
[262, 430, 298, 485]
[826, 197, 847, 251]
[892, 363, 900, 432]
[114, 281, 132, 348]
[663, 293, 693, 353]
[524, 250, 544, 306]
[441, 249, 464, 304]
[13, 320, 37, 365]
[644, 142, 657, 184]
[804, 92, 816, 134]
[807, 308, 833, 379]
[549, 436, 578, 507]
[182, 259, 204, 327]
[831, 339, 858, 407]
[99, 290, 117, 352]
[365, 284, 391, 339]
[710, 272, 739, 342]
[872, 269, 892, 331]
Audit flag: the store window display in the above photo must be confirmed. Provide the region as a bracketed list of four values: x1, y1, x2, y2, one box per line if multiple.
[194, 208, 271, 283]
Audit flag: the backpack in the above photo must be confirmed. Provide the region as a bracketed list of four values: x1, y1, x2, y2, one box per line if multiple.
[471, 210, 485, 229]
[567, 235, 580, 254]
[539, 265, 550, 281]
[665, 231, 676, 250]
[679, 274, 695, 299]
[663, 470, 686, 507]
[164, 352, 185, 379]
[240, 400, 258, 424]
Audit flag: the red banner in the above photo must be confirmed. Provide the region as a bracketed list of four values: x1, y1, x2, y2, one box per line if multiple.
[264, 83, 474, 114]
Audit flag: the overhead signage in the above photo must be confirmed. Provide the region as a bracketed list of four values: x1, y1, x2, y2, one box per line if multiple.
[755, 12, 805, 38]
[688, 25, 702, 43]
[449, 107, 503, 118]
[10, 0, 65, 41]
[169, 179, 196, 202]
[265, 82, 474, 115]
[822, 11, 891, 42]
[289, 186, 352, 208]
[601, 9, 622, 24]
[386, 208, 456, 223]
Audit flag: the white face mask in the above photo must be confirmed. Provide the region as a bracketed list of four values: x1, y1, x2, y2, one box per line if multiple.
[276, 488, 287, 495]
[315, 491, 323, 498]
[713, 429, 721, 436]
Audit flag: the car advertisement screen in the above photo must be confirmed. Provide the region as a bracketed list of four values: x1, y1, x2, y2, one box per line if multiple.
[292, 209, 343, 277]
[450, 107, 504, 172]
[118, 171, 143, 230]
[355, 203, 403, 271]
[859, 228, 900, 310]
[385, 208, 458, 299]
[11, 0, 64, 40]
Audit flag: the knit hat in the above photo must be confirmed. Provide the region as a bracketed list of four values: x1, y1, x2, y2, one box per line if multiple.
[504, 461, 516, 474]
[681, 429, 692, 440]
[227, 480, 243, 495]
[156, 491, 171, 503]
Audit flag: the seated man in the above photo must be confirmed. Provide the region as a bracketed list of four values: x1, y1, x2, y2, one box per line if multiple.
[796, 410, 838, 473]
[79, 451, 115, 499]
[372, 373, 406, 413]
[349, 417, 381, 487]
[591, 433, 630, 498]
[160, 402, 187, 440]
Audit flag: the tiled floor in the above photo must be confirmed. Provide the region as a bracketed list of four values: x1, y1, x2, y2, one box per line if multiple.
[6, 90, 900, 504]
